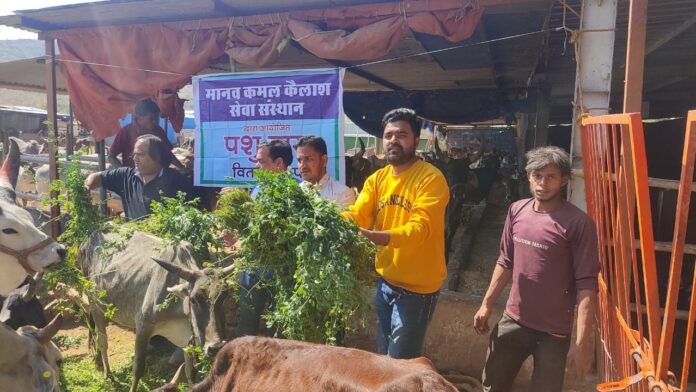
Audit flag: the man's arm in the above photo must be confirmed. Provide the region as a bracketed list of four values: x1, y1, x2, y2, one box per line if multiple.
[566, 289, 598, 380]
[473, 264, 512, 335]
[85, 172, 103, 190]
[567, 216, 600, 381]
[360, 228, 389, 246]
[342, 174, 376, 229]
[335, 187, 356, 210]
[474, 203, 515, 335]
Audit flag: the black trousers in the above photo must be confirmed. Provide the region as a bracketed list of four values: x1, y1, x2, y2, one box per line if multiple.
[482, 313, 571, 392]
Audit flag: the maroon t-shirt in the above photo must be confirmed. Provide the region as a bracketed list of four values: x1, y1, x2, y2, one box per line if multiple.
[497, 198, 599, 335]
[109, 122, 172, 167]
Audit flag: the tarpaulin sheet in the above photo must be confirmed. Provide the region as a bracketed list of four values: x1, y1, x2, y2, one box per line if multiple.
[54, 0, 482, 141]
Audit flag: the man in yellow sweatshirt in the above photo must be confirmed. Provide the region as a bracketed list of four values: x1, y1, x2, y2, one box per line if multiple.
[344, 108, 449, 359]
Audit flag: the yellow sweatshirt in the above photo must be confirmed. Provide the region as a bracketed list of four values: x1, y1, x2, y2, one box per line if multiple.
[345, 160, 449, 294]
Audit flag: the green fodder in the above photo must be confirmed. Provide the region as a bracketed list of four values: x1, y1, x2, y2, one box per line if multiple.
[217, 170, 375, 344]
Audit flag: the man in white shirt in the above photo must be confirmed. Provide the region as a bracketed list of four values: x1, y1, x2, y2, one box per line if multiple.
[296, 136, 356, 209]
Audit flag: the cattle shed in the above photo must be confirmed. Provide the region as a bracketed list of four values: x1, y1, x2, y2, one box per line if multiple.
[2, 0, 696, 390]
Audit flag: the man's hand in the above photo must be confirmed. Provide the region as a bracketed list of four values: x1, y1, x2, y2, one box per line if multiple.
[473, 304, 493, 335]
[359, 228, 390, 246]
[565, 340, 593, 382]
[221, 231, 237, 248]
[85, 172, 102, 191]
[567, 289, 597, 382]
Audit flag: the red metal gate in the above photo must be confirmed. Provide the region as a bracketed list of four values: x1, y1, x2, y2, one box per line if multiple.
[581, 111, 696, 391]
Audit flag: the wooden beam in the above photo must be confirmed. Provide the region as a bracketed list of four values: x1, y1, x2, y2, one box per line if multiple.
[476, 21, 503, 92]
[325, 60, 404, 91]
[533, 84, 551, 146]
[212, 0, 243, 16]
[20, 16, 60, 31]
[645, 12, 696, 57]
[44, 39, 61, 239]
[66, 102, 74, 157]
[623, 0, 648, 113]
[646, 67, 696, 92]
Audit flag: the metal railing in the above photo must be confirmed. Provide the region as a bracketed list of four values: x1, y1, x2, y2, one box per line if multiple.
[16, 153, 120, 204]
[581, 111, 696, 391]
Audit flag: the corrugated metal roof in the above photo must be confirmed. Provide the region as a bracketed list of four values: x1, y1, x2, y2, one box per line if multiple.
[0, 57, 68, 93]
[0, 0, 399, 32]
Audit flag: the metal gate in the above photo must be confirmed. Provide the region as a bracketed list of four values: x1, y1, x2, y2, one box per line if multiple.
[581, 111, 696, 391]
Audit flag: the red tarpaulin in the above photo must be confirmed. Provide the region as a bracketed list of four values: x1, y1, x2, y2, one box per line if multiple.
[54, 0, 483, 141]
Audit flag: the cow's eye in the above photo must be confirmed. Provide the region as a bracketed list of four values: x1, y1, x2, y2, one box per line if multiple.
[2, 228, 18, 234]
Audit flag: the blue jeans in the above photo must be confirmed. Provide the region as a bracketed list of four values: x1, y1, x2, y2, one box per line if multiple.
[236, 269, 274, 337]
[375, 277, 439, 359]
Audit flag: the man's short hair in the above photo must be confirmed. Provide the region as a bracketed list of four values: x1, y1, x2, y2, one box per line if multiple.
[134, 99, 160, 119]
[381, 108, 421, 137]
[136, 134, 172, 167]
[525, 146, 571, 177]
[258, 139, 293, 167]
[296, 136, 328, 156]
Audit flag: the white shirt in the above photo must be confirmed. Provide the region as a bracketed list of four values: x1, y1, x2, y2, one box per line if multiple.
[301, 173, 356, 209]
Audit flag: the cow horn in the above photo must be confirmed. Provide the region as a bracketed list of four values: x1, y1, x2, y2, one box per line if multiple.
[221, 264, 236, 275]
[358, 138, 365, 157]
[36, 314, 63, 343]
[0, 138, 21, 190]
[170, 363, 186, 385]
[21, 277, 37, 303]
[151, 257, 200, 282]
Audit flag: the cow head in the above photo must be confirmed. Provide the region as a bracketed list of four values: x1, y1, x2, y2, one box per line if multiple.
[1, 314, 63, 392]
[0, 277, 47, 330]
[0, 139, 66, 295]
[345, 139, 371, 191]
[152, 257, 233, 356]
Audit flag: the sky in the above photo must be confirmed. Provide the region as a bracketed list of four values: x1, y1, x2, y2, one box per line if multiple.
[0, 1, 100, 40]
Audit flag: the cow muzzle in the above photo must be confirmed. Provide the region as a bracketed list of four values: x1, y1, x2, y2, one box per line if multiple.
[204, 340, 225, 356]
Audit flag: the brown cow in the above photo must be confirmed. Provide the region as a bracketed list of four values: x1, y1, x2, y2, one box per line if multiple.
[153, 336, 458, 392]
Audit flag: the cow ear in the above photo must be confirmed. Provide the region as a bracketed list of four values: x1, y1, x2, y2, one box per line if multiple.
[166, 283, 189, 299]
[0, 138, 21, 190]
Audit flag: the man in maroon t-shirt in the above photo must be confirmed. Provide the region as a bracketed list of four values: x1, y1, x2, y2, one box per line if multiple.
[473, 146, 599, 392]
[109, 99, 183, 169]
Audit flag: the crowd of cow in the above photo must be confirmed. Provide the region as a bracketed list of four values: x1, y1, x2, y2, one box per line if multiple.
[0, 137, 468, 392]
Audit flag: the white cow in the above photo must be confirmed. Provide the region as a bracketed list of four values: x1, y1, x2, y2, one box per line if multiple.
[0, 139, 65, 295]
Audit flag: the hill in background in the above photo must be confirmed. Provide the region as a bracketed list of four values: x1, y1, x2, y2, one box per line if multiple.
[1, 39, 67, 113]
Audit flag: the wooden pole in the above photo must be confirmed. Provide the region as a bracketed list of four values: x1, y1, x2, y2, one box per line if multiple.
[97, 140, 107, 216]
[45, 39, 60, 239]
[66, 101, 74, 157]
[623, 0, 648, 113]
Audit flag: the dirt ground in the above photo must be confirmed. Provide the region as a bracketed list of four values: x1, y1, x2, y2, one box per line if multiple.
[57, 324, 137, 365]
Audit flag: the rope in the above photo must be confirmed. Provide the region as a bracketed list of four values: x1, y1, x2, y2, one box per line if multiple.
[346, 27, 565, 70]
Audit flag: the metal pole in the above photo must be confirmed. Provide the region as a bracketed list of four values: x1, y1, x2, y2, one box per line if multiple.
[45, 39, 61, 239]
[623, 0, 648, 113]
[97, 140, 107, 216]
[66, 101, 74, 157]
[568, 0, 618, 210]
